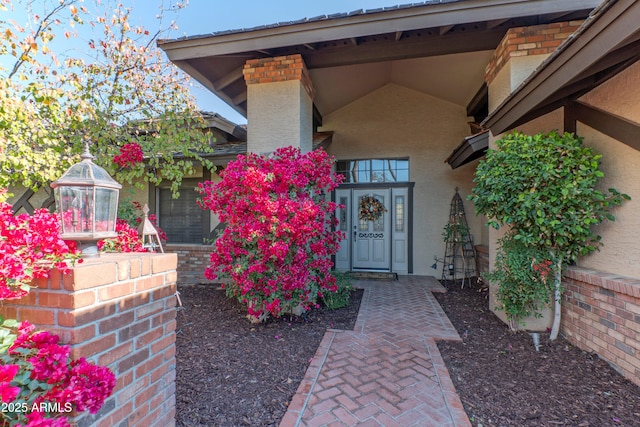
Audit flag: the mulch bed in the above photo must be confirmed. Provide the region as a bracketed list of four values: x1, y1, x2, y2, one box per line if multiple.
[435, 279, 640, 427]
[175, 284, 363, 427]
[175, 280, 640, 427]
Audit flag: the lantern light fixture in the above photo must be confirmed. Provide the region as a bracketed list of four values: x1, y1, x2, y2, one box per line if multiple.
[51, 144, 122, 257]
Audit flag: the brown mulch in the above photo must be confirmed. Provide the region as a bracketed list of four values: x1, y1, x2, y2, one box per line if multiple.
[175, 284, 363, 427]
[175, 280, 640, 427]
[435, 279, 640, 427]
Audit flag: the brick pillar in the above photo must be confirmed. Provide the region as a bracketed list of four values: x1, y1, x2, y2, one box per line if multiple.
[0, 253, 178, 427]
[485, 21, 583, 111]
[243, 54, 315, 154]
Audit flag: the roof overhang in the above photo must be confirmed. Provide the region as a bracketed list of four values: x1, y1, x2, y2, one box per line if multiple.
[158, 0, 599, 120]
[483, 0, 640, 135]
[446, 130, 489, 169]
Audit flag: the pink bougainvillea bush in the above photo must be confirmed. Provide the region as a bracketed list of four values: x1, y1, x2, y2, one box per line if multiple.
[0, 189, 81, 299]
[97, 219, 144, 252]
[0, 190, 116, 425]
[198, 147, 344, 321]
[0, 321, 116, 426]
[112, 141, 144, 168]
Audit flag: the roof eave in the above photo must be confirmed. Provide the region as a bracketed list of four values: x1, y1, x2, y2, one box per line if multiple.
[158, 0, 601, 61]
[483, 0, 640, 135]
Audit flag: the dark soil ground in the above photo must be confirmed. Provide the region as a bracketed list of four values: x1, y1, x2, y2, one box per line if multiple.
[175, 281, 640, 427]
[435, 279, 640, 427]
[175, 284, 363, 427]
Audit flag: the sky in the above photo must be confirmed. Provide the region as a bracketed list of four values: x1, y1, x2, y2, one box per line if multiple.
[2, 0, 402, 124]
[130, 0, 404, 124]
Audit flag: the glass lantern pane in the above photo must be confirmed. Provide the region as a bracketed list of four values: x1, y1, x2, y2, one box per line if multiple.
[56, 186, 93, 234]
[95, 188, 118, 233]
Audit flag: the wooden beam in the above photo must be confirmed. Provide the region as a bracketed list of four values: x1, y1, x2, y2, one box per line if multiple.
[486, 18, 509, 29]
[466, 83, 488, 119]
[212, 66, 244, 91]
[439, 24, 455, 36]
[395, 31, 403, 41]
[231, 91, 247, 106]
[304, 27, 505, 69]
[573, 101, 640, 151]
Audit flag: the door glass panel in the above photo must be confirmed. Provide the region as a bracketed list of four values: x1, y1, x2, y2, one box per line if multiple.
[373, 195, 384, 231]
[339, 197, 348, 231]
[395, 195, 404, 232]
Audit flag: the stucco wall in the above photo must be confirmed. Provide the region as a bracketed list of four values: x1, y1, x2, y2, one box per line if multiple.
[488, 55, 551, 112]
[321, 82, 481, 276]
[247, 80, 313, 154]
[572, 62, 640, 278]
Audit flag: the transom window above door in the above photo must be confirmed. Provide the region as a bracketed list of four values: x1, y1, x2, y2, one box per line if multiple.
[336, 158, 409, 183]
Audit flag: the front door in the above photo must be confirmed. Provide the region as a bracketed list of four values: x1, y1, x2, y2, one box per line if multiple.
[352, 189, 391, 270]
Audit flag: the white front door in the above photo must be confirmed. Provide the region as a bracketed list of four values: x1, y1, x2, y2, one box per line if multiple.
[353, 189, 391, 270]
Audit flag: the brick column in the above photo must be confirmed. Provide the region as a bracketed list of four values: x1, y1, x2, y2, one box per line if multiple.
[0, 253, 178, 427]
[485, 21, 583, 110]
[243, 54, 315, 154]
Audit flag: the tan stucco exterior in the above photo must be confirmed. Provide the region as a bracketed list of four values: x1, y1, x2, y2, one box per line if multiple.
[246, 80, 313, 154]
[571, 62, 640, 278]
[321, 83, 482, 276]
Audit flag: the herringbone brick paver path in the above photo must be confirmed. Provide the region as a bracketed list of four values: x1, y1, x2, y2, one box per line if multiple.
[280, 276, 471, 427]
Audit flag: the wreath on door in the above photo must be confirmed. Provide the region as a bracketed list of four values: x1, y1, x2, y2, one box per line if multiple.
[359, 196, 387, 222]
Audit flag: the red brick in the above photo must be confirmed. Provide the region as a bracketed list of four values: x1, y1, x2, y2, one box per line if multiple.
[35, 289, 78, 311]
[151, 254, 177, 274]
[119, 348, 150, 373]
[140, 256, 151, 276]
[117, 376, 149, 407]
[99, 341, 134, 367]
[119, 293, 150, 312]
[136, 406, 162, 427]
[136, 300, 165, 319]
[99, 311, 136, 334]
[67, 261, 117, 290]
[135, 382, 159, 408]
[58, 304, 116, 327]
[151, 334, 175, 354]
[129, 402, 149, 427]
[99, 281, 134, 302]
[116, 370, 134, 393]
[71, 333, 116, 360]
[136, 275, 165, 293]
[150, 360, 171, 383]
[96, 401, 132, 427]
[18, 308, 55, 326]
[135, 353, 163, 379]
[136, 326, 164, 349]
[119, 319, 151, 342]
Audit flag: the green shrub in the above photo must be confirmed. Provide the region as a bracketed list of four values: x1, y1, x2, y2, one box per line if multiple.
[322, 271, 354, 310]
[485, 234, 555, 329]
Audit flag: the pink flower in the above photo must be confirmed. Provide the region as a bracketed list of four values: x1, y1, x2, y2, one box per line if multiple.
[0, 364, 21, 403]
[113, 142, 144, 167]
[198, 147, 344, 319]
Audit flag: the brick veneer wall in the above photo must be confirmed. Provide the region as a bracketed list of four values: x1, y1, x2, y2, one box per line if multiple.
[166, 244, 216, 285]
[485, 21, 583, 85]
[243, 54, 315, 99]
[0, 253, 178, 427]
[562, 267, 640, 387]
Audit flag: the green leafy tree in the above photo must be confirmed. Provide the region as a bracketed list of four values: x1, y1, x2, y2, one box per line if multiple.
[471, 131, 629, 339]
[0, 0, 213, 200]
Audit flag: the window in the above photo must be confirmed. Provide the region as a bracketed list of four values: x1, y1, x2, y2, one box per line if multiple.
[336, 159, 409, 183]
[158, 179, 204, 244]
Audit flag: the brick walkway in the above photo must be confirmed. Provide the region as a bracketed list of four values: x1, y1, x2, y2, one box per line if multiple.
[280, 276, 471, 427]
